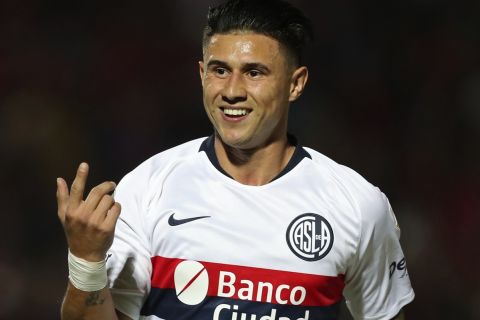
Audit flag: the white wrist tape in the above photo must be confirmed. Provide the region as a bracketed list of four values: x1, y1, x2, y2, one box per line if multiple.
[68, 250, 108, 292]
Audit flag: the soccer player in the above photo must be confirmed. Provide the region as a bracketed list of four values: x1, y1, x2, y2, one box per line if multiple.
[56, 0, 414, 319]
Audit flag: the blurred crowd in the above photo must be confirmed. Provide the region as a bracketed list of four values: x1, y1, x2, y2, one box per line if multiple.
[0, 0, 478, 319]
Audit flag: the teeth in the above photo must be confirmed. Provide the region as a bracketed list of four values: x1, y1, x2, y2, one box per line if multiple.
[223, 108, 249, 116]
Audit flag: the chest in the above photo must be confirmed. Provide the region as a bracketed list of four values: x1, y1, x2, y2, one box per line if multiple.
[145, 168, 358, 277]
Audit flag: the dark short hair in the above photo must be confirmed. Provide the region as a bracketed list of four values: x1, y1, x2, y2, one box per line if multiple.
[203, 0, 313, 65]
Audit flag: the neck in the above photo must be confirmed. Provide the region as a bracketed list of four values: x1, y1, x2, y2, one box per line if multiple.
[214, 134, 295, 186]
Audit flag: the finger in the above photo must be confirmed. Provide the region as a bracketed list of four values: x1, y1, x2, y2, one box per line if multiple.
[56, 177, 69, 222]
[84, 181, 116, 213]
[91, 194, 115, 223]
[103, 202, 121, 230]
[69, 163, 89, 209]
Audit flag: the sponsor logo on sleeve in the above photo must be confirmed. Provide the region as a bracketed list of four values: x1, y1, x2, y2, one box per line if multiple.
[389, 257, 408, 279]
[286, 213, 334, 262]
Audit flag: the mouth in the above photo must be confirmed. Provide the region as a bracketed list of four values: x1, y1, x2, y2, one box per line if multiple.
[220, 107, 252, 119]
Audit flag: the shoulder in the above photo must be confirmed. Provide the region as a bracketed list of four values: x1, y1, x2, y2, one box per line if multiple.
[302, 146, 393, 230]
[302, 146, 380, 198]
[115, 137, 207, 198]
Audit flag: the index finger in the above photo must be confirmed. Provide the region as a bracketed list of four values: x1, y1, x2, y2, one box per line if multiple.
[56, 177, 69, 222]
[69, 162, 89, 209]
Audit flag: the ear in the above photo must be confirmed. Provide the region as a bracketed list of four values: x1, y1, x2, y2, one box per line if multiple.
[289, 66, 308, 102]
[199, 61, 205, 86]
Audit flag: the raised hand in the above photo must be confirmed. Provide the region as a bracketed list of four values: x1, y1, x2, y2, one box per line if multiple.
[56, 163, 121, 262]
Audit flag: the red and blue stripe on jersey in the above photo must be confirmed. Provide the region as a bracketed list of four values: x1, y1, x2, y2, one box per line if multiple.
[141, 256, 345, 319]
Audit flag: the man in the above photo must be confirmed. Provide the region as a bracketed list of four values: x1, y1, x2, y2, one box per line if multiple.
[56, 0, 414, 319]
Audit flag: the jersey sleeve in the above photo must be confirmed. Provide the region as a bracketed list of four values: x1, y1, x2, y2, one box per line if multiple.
[106, 163, 153, 319]
[343, 190, 414, 320]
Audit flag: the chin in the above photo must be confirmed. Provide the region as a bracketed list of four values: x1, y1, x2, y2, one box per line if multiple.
[217, 131, 253, 149]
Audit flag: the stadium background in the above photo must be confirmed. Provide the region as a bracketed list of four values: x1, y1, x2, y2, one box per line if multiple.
[0, 0, 479, 319]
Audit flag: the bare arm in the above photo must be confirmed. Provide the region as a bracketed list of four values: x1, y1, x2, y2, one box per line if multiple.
[62, 283, 132, 320]
[57, 163, 132, 320]
[61, 283, 122, 320]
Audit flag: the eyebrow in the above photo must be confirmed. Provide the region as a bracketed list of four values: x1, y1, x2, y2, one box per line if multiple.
[243, 62, 270, 73]
[206, 60, 271, 73]
[206, 60, 230, 69]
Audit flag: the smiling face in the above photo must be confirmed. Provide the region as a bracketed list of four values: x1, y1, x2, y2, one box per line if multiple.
[199, 32, 308, 150]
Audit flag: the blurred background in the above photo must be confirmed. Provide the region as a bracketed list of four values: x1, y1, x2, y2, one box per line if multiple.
[0, 0, 479, 319]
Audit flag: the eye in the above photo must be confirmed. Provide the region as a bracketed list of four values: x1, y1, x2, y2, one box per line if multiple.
[215, 67, 228, 77]
[247, 70, 262, 78]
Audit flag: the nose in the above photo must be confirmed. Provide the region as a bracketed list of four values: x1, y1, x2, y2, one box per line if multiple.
[221, 72, 247, 104]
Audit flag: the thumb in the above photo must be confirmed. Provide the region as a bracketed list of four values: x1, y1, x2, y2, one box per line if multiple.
[56, 177, 69, 224]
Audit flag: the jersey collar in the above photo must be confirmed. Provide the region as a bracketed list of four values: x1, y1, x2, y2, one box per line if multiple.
[199, 134, 311, 183]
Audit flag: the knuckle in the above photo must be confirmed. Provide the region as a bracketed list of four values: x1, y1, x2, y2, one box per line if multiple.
[70, 183, 81, 194]
[104, 181, 115, 192]
[90, 186, 101, 196]
[88, 218, 100, 229]
[103, 194, 114, 204]
[92, 183, 111, 196]
[86, 221, 101, 233]
[76, 215, 89, 227]
[64, 214, 72, 224]
[64, 208, 76, 221]
[98, 224, 112, 235]
[65, 213, 87, 230]
[111, 202, 121, 212]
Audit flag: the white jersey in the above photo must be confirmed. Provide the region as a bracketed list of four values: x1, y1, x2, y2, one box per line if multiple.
[107, 136, 414, 320]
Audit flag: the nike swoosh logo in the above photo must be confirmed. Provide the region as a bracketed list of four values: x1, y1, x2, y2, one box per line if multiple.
[168, 213, 211, 226]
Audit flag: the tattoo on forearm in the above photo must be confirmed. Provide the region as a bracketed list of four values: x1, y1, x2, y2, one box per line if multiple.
[85, 291, 105, 306]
